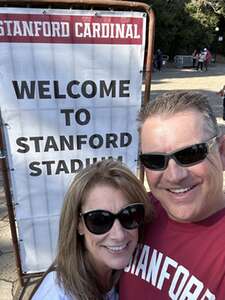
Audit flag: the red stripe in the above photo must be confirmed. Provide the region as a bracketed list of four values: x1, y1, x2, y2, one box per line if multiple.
[0, 13, 143, 44]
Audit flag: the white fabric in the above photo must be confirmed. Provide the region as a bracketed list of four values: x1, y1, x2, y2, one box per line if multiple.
[32, 271, 119, 300]
[0, 7, 146, 273]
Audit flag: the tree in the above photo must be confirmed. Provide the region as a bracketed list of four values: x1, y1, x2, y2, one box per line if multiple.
[142, 0, 223, 59]
[200, 0, 225, 17]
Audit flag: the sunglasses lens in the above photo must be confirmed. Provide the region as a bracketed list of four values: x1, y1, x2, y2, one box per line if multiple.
[140, 142, 209, 170]
[82, 204, 145, 235]
[119, 204, 145, 229]
[140, 154, 166, 170]
[176, 143, 208, 165]
[83, 211, 113, 235]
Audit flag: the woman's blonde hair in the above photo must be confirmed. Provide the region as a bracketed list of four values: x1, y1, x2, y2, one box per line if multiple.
[56, 159, 153, 300]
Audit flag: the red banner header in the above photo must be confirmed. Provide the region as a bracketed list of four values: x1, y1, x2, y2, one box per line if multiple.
[0, 13, 143, 44]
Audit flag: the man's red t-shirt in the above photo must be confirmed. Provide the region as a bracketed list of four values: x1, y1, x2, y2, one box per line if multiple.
[119, 197, 225, 299]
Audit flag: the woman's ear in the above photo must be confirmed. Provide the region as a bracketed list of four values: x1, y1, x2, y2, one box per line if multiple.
[218, 135, 225, 170]
[78, 219, 85, 236]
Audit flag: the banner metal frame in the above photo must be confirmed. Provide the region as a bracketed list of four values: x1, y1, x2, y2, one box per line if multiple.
[0, 0, 155, 289]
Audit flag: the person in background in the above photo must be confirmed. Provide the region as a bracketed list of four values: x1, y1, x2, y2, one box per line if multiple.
[192, 48, 199, 68]
[30, 159, 153, 300]
[156, 49, 163, 72]
[203, 47, 212, 71]
[120, 91, 225, 299]
[197, 50, 205, 71]
[217, 85, 225, 120]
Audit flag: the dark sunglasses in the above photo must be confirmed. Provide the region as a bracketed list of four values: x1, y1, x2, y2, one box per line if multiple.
[80, 203, 145, 235]
[139, 136, 217, 171]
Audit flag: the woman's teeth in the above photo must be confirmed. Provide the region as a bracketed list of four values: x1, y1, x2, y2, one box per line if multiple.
[107, 244, 127, 251]
[168, 186, 193, 194]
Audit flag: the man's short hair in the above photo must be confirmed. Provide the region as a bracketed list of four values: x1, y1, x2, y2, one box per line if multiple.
[138, 91, 220, 137]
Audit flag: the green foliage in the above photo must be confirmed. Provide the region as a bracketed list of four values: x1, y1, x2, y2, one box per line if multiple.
[200, 0, 225, 17]
[142, 0, 223, 59]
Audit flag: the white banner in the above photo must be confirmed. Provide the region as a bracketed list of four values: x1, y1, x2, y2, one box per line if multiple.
[0, 7, 146, 273]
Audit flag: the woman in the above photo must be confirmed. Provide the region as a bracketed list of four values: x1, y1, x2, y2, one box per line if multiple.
[30, 159, 153, 300]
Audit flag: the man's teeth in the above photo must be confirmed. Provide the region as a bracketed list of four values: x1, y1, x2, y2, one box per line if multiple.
[168, 187, 192, 194]
[107, 245, 127, 251]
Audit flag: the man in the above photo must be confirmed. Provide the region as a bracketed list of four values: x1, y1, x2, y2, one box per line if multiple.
[120, 91, 225, 299]
[217, 85, 225, 120]
[156, 49, 163, 72]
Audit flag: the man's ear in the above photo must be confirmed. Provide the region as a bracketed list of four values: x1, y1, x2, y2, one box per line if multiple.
[218, 135, 225, 170]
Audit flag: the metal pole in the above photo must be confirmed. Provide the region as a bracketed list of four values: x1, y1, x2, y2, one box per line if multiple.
[139, 7, 155, 183]
[0, 122, 24, 286]
[215, 39, 218, 63]
[214, 27, 219, 63]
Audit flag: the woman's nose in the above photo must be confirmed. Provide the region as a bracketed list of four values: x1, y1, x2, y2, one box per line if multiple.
[109, 219, 127, 240]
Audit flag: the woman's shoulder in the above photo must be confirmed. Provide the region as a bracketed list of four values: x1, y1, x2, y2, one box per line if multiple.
[31, 271, 73, 300]
[106, 287, 119, 300]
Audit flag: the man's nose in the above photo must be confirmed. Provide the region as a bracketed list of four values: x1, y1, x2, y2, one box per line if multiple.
[163, 158, 189, 182]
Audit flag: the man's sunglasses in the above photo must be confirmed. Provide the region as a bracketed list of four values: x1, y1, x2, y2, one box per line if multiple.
[139, 136, 217, 171]
[80, 203, 145, 235]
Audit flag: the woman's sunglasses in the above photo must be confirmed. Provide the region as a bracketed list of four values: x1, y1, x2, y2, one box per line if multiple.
[80, 203, 145, 235]
[139, 136, 217, 171]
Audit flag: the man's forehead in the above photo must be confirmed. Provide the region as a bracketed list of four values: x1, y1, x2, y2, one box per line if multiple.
[142, 110, 205, 129]
[140, 110, 206, 151]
